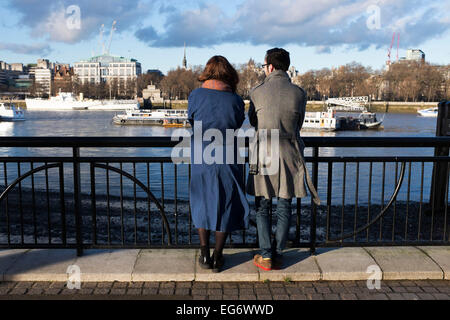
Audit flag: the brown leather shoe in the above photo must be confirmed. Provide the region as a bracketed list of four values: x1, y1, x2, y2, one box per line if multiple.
[253, 254, 272, 271]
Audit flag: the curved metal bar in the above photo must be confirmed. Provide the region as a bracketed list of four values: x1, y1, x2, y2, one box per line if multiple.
[94, 163, 172, 245]
[0, 163, 61, 204]
[327, 162, 406, 243]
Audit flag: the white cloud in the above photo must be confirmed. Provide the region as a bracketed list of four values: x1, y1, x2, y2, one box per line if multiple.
[7, 0, 155, 43]
[135, 0, 449, 50]
[0, 43, 52, 55]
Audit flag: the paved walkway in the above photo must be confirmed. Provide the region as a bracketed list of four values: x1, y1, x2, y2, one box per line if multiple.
[1, 246, 449, 282]
[0, 280, 449, 300]
[1, 246, 449, 300]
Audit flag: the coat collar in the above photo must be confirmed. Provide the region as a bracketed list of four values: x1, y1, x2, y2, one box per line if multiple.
[202, 79, 232, 92]
[264, 69, 290, 83]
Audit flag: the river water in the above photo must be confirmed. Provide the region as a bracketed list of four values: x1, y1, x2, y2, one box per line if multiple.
[0, 110, 439, 205]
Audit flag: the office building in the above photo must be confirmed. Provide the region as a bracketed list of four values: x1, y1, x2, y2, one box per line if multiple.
[74, 53, 142, 84]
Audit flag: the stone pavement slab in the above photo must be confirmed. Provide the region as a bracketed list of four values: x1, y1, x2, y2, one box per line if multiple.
[258, 249, 321, 281]
[73, 249, 140, 282]
[0, 250, 29, 281]
[3, 249, 77, 281]
[418, 247, 450, 280]
[365, 247, 443, 280]
[195, 249, 258, 282]
[315, 247, 378, 280]
[132, 249, 196, 282]
[2, 280, 448, 300]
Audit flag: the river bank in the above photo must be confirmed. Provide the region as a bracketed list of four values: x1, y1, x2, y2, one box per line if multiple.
[1, 100, 441, 113]
[148, 100, 440, 113]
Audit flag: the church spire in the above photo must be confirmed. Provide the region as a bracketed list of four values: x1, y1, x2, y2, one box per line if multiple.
[182, 42, 187, 69]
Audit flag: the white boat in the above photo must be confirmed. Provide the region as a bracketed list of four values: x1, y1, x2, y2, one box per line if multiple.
[358, 112, 383, 129]
[325, 96, 383, 130]
[25, 92, 140, 111]
[302, 108, 340, 131]
[417, 107, 438, 117]
[26, 92, 95, 110]
[0, 103, 26, 121]
[113, 109, 190, 127]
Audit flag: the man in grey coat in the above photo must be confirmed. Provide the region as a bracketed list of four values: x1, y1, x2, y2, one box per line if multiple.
[247, 48, 320, 271]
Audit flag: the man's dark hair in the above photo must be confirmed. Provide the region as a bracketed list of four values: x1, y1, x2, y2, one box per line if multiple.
[265, 48, 290, 71]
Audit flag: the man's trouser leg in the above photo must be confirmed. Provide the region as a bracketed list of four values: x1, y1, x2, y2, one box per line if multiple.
[256, 196, 272, 259]
[274, 197, 292, 257]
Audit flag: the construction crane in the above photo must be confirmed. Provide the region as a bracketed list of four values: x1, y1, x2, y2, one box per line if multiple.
[387, 32, 400, 66]
[387, 32, 395, 66]
[106, 21, 117, 55]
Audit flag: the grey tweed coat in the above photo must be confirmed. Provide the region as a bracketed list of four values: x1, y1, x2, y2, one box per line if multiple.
[246, 70, 320, 204]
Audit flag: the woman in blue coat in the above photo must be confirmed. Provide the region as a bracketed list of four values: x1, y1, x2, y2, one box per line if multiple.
[188, 56, 249, 272]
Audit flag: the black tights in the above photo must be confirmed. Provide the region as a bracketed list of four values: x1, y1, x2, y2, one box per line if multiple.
[198, 228, 228, 255]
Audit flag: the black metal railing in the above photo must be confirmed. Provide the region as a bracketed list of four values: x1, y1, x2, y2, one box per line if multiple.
[0, 137, 449, 256]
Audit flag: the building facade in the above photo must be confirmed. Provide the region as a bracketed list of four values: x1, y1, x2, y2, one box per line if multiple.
[33, 68, 52, 96]
[142, 84, 164, 103]
[406, 49, 425, 62]
[74, 54, 142, 84]
[53, 65, 73, 93]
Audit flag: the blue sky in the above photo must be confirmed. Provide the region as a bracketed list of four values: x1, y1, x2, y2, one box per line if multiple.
[0, 0, 449, 74]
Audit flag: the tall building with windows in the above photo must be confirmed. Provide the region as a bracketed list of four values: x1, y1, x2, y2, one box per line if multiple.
[0, 61, 10, 87]
[406, 49, 425, 62]
[74, 54, 142, 84]
[34, 68, 52, 96]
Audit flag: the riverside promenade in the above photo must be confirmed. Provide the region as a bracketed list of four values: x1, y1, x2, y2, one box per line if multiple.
[0, 246, 449, 300]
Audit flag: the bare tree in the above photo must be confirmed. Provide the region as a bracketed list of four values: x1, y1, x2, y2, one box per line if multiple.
[237, 59, 265, 99]
[160, 67, 201, 100]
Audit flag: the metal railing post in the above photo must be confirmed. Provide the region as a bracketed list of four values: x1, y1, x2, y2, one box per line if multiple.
[310, 147, 319, 255]
[73, 147, 83, 256]
[430, 101, 450, 214]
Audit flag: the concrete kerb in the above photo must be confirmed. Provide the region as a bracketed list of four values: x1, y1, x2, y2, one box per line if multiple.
[3, 249, 77, 282]
[416, 246, 450, 280]
[0, 249, 30, 282]
[364, 247, 444, 280]
[0, 247, 450, 283]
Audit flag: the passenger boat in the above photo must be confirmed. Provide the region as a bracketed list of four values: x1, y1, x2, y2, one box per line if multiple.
[26, 92, 140, 111]
[301, 96, 384, 131]
[417, 107, 438, 117]
[113, 109, 190, 127]
[302, 108, 340, 131]
[0, 103, 26, 121]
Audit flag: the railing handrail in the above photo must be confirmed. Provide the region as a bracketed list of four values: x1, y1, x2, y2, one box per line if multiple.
[1, 136, 450, 148]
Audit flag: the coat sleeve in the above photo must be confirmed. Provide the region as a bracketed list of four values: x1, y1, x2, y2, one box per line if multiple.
[187, 91, 195, 126]
[298, 88, 307, 130]
[237, 97, 245, 127]
[248, 99, 257, 128]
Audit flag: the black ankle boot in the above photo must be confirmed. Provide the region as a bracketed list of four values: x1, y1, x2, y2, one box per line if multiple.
[198, 246, 212, 269]
[212, 250, 224, 273]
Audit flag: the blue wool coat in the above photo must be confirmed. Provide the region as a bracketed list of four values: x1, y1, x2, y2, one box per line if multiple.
[188, 87, 250, 232]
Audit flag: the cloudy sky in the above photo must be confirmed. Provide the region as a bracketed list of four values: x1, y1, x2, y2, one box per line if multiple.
[0, 0, 449, 74]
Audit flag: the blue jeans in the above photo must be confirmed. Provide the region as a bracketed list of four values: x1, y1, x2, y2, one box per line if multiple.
[256, 197, 292, 259]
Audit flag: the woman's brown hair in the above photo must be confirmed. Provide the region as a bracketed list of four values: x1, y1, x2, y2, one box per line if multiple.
[198, 56, 239, 93]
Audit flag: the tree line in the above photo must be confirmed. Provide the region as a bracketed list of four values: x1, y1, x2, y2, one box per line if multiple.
[21, 60, 450, 102]
[299, 61, 449, 102]
[153, 60, 449, 102]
